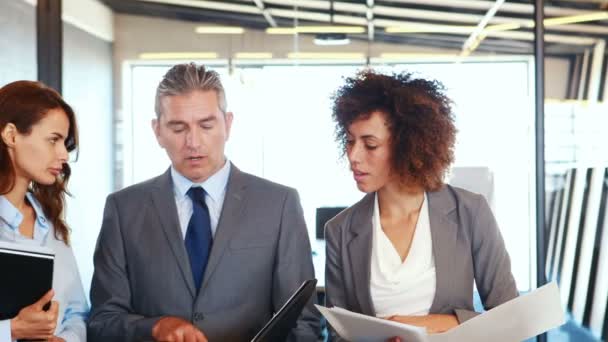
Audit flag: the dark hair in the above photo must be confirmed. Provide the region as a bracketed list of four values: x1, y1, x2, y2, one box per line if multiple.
[332, 70, 456, 191]
[0, 80, 79, 245]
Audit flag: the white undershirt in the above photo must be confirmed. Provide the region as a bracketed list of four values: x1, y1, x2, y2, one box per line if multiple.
[370, 192, 437, 317]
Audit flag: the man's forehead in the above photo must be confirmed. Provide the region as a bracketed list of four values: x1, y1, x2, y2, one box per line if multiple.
[160, 93, 222, 118]
[160, 89, 218, 105]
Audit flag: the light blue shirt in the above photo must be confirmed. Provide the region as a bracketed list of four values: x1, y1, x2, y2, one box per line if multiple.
[171, 159, 231, 239]
[0, 193, 88, 342]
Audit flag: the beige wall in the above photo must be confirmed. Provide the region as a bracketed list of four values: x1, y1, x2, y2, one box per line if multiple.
[113, 14, 447, 60]
[113, 13, 457, 114]
[545, 57, 571, 100]
[112, 13, 573, 116]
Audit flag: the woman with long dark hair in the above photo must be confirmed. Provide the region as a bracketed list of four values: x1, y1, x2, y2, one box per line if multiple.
[0, 81, 87, 341]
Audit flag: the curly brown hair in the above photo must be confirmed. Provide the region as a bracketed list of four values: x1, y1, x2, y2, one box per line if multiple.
[331, 70, 456, 191]
[0, 81, 79, 245]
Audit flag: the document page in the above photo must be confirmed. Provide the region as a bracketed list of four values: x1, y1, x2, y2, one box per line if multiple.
[317, 282, 565, 342]
[430, 282, 565, 342]
[316, 305, 428, 342]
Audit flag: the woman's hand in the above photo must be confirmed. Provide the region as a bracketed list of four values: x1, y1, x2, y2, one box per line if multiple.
[386, 314, 459, 334]
[9, 289, 59, 340]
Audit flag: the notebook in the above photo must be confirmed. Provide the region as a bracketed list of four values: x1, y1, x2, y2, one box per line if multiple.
[0, 241, 54, 320]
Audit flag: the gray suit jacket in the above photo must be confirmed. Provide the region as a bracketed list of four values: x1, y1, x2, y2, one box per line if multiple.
[324, 185, 517, 338]
[88, 165, 320, 341]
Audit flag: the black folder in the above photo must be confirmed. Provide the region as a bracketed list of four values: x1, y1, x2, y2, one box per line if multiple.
[0, 241, 54, 320]
[251, 279, 317, 342]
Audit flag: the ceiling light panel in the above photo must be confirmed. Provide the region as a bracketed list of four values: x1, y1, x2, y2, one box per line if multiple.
[195, 26, 245, 34]
[139, 52, 219, 59]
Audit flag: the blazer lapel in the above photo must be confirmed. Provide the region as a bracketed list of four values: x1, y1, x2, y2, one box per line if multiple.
[151, 168, 196, 298]
[347, 193, 376, 315]
[199, 164, 247, 294]
[427, 186, 459, 313]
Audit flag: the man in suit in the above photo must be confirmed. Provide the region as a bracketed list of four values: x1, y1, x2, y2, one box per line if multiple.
[88, 63, 320, 342]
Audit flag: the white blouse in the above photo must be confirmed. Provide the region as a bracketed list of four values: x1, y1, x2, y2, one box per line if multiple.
[370, 192, 437, 317]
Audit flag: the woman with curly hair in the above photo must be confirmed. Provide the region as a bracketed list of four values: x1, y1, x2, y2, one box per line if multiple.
[0, 81, 88, 341]
[324, 70, 517, 339]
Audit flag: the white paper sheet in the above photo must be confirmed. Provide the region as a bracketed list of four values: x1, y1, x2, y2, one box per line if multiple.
[430, 282, 566, 342]
[317, 282, 566, 342]
[316, 305, 429, 342]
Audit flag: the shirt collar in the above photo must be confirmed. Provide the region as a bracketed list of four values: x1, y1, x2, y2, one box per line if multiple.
[171, 159, 231, 203]
[26, 192, 50, 229]
[0, 196, 23, 230]
[0, 193, 50, 231]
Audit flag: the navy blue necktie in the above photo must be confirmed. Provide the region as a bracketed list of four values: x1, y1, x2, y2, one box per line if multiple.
[185, 187, 212, 292]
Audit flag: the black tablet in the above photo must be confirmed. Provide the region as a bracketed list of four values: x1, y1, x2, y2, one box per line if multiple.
[251, 279, 317, 342]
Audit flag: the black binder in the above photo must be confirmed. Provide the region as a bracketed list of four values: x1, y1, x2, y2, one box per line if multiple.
[0, 241, 54, 320]
[251, 279, 317, 342]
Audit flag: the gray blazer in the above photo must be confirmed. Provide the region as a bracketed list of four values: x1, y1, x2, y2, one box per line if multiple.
[325, 185, 517, 335]
[88, 165, 320, 341]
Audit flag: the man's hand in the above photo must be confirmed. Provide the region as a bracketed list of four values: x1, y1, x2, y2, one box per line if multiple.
[152, 316, 208, 342]
[387, 314, 459, 334]
[48, 336, 66, 342]
[10, 290, 59, 340]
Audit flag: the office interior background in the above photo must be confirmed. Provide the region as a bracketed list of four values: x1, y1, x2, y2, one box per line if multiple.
[1, 0, 608, 340]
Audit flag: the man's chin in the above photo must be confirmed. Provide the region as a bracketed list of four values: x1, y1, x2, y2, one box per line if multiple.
[183, 170, 210, 183]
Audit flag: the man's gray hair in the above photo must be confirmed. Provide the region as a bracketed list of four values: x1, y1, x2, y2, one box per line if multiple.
[154, 62, 227, 117]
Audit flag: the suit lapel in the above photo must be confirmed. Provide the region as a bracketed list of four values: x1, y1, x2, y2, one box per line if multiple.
[199, 164, 247, 294]
[151, 168, 196, 298]
[347, 193, 375, 315]
[427, 186, 458, 313]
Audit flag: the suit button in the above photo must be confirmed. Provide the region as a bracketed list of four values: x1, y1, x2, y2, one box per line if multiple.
[193, 312, 204, 321]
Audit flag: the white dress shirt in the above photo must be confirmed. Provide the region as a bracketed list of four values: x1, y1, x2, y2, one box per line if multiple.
[171, 159, 231, 239]
[0, 193, 88, 342]
[370, 192, 437, 317]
